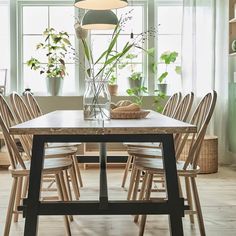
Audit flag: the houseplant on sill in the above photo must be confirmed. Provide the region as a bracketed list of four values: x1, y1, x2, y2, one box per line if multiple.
[108, 73, 118, 96]
[26, 28, 72, 96]
[118, 53, 147, 106]
[154, 50, 181, 94]
[147, 49, 181, 112]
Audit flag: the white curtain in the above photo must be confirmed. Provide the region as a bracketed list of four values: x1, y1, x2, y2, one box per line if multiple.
[181, 0, 229, 163]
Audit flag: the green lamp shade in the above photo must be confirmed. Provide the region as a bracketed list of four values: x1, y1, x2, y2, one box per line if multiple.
[81, 10, 118, 30]
[75, 0, 128, 10]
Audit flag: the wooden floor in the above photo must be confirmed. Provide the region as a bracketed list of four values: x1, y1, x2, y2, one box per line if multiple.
[0, 165, 236, 236]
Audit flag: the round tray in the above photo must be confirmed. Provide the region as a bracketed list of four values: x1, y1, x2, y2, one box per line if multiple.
[111, 110, 150, 119]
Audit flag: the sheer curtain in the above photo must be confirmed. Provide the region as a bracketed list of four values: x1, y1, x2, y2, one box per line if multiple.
[181, 0, 229, 163]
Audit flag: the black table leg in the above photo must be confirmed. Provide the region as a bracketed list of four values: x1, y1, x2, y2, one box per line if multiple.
[99, 143, 108, 209]
[162, 134, 184, 236]
[24, 136, 45, 236]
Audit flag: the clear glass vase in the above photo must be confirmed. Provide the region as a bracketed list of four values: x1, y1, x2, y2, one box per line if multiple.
[83, 79, 111, 120]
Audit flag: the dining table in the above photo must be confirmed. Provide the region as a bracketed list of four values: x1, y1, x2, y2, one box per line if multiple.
[9, 110, 196, 236]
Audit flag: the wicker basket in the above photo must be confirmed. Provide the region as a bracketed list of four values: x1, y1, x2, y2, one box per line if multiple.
[111, 110, 150, 119]
[179, 135, 218, 174]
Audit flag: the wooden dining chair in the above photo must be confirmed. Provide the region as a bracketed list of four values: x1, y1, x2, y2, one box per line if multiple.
[0, 94, 73, 236]
[23, 91, 83, 187]
[9, 92, 80, 200]
[132, 90, 217, 236]
[24, 91, 43, 117]
[122, 92, 193, 189]
[162, 91, 182, 117]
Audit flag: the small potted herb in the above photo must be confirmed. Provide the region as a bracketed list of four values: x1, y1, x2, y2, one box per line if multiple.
[108, 74, 118, 96]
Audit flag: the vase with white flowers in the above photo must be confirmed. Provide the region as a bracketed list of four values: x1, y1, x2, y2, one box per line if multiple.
[76, 14, 155, 120]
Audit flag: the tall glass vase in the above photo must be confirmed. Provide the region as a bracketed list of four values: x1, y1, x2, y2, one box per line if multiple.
[83, 79, 111, 120]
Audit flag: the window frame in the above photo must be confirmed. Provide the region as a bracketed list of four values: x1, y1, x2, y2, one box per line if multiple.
[17, 0, 80, 95]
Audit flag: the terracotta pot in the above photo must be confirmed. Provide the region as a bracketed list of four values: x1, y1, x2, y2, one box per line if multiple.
[108, 84, 118, 96]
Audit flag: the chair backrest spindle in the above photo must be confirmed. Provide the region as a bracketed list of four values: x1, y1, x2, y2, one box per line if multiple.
[0, 95, 26, 169]
[162, 92, 182, 117]
[24, 91, 43, 118]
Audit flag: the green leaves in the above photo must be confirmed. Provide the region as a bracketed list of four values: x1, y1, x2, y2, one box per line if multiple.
[126, 86, 148, 105]
[175, 66, 181, 74]
[81, 39, 91, 63]
[128, 72, 142, 81]
[158, 72, 168, 83]
[26, 58, 41, 70]
[160, 51, 178, 64]
[26, 27, 72, 79]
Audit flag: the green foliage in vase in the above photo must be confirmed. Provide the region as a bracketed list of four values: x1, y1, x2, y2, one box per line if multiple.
[26, 28, 72, 79]
[78, 15, 155, 82]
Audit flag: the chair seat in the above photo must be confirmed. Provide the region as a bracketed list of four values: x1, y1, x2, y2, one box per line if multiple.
[134, 158, 200, 175]
[127, 147, 162, 158]
[124, 142, 161, 148]
[47, 142, 81, 148]
[44, 146, 77, 158]
[9, 158, 73, 176]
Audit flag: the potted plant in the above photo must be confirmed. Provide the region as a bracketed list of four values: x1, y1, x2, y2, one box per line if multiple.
[108, 74, 118, 96]
[26, 28, 72, 96]
[119, 53, 144, 89]
[126, 83, 148, 105]
[152, 50, 181, 94]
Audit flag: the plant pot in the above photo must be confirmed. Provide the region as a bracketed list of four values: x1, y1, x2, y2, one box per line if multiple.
[46, 77, 64, 96]
[128, 77, 144, 89]
[157, 83, 167, 94]
[108, 84, 118, 96]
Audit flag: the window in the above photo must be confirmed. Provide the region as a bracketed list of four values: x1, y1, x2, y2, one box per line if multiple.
[156, 1, 183, 94]
[20, 4, 77, 95]
[17, 0, 183, 96]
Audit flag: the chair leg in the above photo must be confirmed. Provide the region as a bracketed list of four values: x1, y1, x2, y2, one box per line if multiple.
[131, 169, 141, 201]
[59, 172, 73, 222]
[134, 171, 148, 223]
[13, 177, 23, 222]
[4, 177, 18, 236]
[64, 170, 73, 201]
[139, 173, 153, 236]
[69, 166, 80, 200]
[191, 177, 206, 236]
[121, 155, 133, 188]
[22, 176, 29, 199]
[55, 173, 71, 236]
[185, 177, 194, 224]
[72, 155, 83, 187]
[127, 164, 137, 200]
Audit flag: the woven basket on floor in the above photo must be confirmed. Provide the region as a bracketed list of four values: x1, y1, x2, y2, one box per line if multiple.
[179, 135, 218, 174]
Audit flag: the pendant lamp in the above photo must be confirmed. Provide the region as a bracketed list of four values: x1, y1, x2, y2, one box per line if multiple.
[75, 0, 128, 10]
[81, 10, 118, 30]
